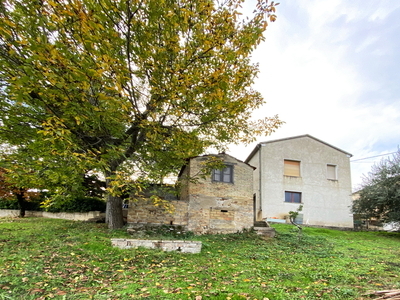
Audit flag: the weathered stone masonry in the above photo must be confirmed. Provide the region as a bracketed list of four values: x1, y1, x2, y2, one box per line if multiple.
[182, 154, 255, 234]
[127, 199, 189, 226]
[127, 153, 255, 234]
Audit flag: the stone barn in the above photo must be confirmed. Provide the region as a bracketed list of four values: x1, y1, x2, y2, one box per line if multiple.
[127, 153, 255, 234]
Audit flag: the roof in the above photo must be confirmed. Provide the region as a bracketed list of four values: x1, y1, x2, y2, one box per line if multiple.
[178, 152, 256, 178]
[245, 134, 353, 163]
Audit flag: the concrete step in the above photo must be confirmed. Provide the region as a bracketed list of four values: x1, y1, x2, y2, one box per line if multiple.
[254, 221, 269, 227]
[254, 227, 276, 238]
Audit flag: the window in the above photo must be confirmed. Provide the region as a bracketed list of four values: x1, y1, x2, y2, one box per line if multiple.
[285, 191, 302, 203]
[327, 164, 337, 180]
[212, 165, 234, 183]
[284, 160, 300, 177]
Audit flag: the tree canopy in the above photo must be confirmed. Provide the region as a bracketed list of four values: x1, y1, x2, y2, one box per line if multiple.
[352, 151, 400, 224]
[0, 167, 42, 217]
[0, 0, 282, 228]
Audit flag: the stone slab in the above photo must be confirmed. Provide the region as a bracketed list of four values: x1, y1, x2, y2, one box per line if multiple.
[111, 238, 202, 253]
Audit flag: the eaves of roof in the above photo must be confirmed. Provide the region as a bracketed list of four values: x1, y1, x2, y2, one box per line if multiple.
[178, 152, 256, 178]
[245, 134, 353, 163]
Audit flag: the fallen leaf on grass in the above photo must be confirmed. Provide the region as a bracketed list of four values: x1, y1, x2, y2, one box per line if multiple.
[171, 287, 182, 293]
[56, 291, 67, 295]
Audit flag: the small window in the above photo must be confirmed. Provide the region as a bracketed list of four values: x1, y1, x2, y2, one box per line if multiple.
[212, 165, 233, 183]
[284, 160, 300, 177]
[285, 191, 302, 203]
[327, 164, 337, 180]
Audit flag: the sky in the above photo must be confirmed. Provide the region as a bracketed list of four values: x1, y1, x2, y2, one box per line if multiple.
[226, 0, 400, 191]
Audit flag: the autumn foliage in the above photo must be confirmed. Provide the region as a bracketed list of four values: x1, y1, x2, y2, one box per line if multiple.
[0, 0, 281, 228]
[0, 168, 41, 216]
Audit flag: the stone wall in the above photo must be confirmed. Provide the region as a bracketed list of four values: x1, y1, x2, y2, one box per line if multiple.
[182, 154, 255, 234]
[127, 199, 189, 226]
[126, 154, 255, 234]
[111, 238, 202, 253]
[178, 165, 190, 201]
[0, 209, 105, 221]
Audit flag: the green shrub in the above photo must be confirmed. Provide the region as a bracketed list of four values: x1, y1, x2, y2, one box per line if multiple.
[0, 198, 19, 209]
[24, 200, 43, 211]
[44, 197, 106, 213]
[0, 195, 44, 211]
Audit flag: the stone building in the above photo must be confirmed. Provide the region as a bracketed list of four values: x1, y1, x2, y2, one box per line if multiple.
[245, 134, 354, 228]
[127, 153, 255, 234]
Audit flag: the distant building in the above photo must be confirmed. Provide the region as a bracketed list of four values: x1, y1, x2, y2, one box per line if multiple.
[245, 135, 354, 228]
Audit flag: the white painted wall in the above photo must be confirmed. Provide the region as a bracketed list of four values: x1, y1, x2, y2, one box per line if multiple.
[248, 135, 354, 228]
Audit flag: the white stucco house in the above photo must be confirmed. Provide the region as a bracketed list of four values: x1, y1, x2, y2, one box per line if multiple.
[245, 135, 354, 228]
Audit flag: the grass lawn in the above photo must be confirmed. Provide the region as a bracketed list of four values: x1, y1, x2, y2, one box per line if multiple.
[0, 218, 399, 300]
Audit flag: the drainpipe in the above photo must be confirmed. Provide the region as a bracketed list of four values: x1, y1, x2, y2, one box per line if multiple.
[259, 144, 264, 212]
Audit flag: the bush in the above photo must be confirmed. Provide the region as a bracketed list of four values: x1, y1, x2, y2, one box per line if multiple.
[0, 195, 44, 211]
[24, 200, 43, 211]
[44, 197, 106, 213]
[0, 198, 19, 209]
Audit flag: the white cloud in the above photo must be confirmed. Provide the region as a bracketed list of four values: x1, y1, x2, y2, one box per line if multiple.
[354, 35, 379, 53]
[369, 4, 399, 21]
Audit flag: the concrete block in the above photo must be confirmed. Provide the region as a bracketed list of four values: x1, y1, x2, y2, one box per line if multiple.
[254, 227, 276, 238]
[111, 239, 202, 253]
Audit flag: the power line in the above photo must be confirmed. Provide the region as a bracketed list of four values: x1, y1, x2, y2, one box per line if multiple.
[350, 151, 398, 162]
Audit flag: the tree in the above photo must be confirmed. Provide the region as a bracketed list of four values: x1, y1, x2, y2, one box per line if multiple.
[83, 173, 106, 199]
[288, 204, 303, 240]
[352, 151, 400, 224]
[0, 167, 41, 217]
[0, 0, 282, 228]
[0, 140, 97, 205]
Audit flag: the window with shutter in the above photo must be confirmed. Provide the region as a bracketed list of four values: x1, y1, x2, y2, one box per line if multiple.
[284, 160, 300, 177]
[327, 164, 337, 180]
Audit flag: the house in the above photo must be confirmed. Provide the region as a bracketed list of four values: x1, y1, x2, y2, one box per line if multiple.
[245, 134, 354, 228]
[127, 153, 256, 234]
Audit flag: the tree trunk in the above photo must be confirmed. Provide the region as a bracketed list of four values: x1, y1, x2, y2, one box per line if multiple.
[106, 194, 124, 229]
[15, 189, 26, 218]
[105, 171, 124, 229]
